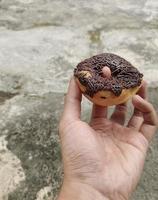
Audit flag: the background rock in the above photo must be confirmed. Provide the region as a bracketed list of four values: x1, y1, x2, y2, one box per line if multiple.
[0, 0, 157, 199]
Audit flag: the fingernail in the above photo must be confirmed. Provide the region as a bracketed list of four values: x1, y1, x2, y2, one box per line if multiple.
[102, 66, 111, 78]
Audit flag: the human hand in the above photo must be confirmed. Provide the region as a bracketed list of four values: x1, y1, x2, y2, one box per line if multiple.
[58, 78, 158, 200]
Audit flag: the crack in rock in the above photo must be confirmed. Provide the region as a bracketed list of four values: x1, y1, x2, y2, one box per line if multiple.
[0, 91, 19, 104]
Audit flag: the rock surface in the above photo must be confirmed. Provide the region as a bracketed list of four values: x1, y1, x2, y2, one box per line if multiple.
[0, 0, 157, 199]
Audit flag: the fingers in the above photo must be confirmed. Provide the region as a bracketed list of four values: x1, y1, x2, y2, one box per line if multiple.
[133, 95, 157, 126]
[102, 66, 111, 79]
[131, 95, 158, 141]
[91, 104, 107, 120]
[91, 67, 111, 120]
[110, 103, 127, 125]
[136, 80, 147, 100]
[62, 77, 82, 122]
[127, 108, 144, 130]
[127, 81, 147, 130]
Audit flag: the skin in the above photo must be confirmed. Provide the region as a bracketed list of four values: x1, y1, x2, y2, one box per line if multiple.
[102, 66, 111, 78]
[58, 75, 158, 200]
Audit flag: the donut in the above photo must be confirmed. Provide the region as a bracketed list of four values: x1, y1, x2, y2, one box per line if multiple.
[74, 53, 143, 106]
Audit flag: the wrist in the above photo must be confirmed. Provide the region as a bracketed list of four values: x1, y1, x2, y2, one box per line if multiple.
[58, 180, 109, 200]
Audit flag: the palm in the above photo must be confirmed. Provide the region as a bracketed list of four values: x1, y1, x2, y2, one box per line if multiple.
[62, 118, 147, 198]
[59, 78, 157, 199]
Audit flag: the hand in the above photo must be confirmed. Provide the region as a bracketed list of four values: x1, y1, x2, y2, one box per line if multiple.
[58, 78, 158, 200]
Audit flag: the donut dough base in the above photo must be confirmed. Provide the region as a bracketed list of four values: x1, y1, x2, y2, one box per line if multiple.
[76, 78, 141, 106]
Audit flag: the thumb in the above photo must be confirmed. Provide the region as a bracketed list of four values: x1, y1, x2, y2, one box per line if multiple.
[61, 77, 82, 123]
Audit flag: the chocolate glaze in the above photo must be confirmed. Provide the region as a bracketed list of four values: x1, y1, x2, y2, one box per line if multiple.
[74, 53, 143, 97]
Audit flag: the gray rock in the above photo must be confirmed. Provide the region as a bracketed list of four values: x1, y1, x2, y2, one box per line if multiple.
[0, 93, 63, 200]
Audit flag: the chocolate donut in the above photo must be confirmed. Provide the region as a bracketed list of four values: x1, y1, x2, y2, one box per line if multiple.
[74, 53, 143, 106]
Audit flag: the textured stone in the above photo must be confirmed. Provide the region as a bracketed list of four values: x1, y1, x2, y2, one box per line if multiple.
[0, 94, 63, 200]
[0, 136, 25, 200]
[36, 186, 53, 200]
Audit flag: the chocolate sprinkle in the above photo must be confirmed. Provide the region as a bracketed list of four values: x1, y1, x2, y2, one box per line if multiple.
[74, 53, 143, 97]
